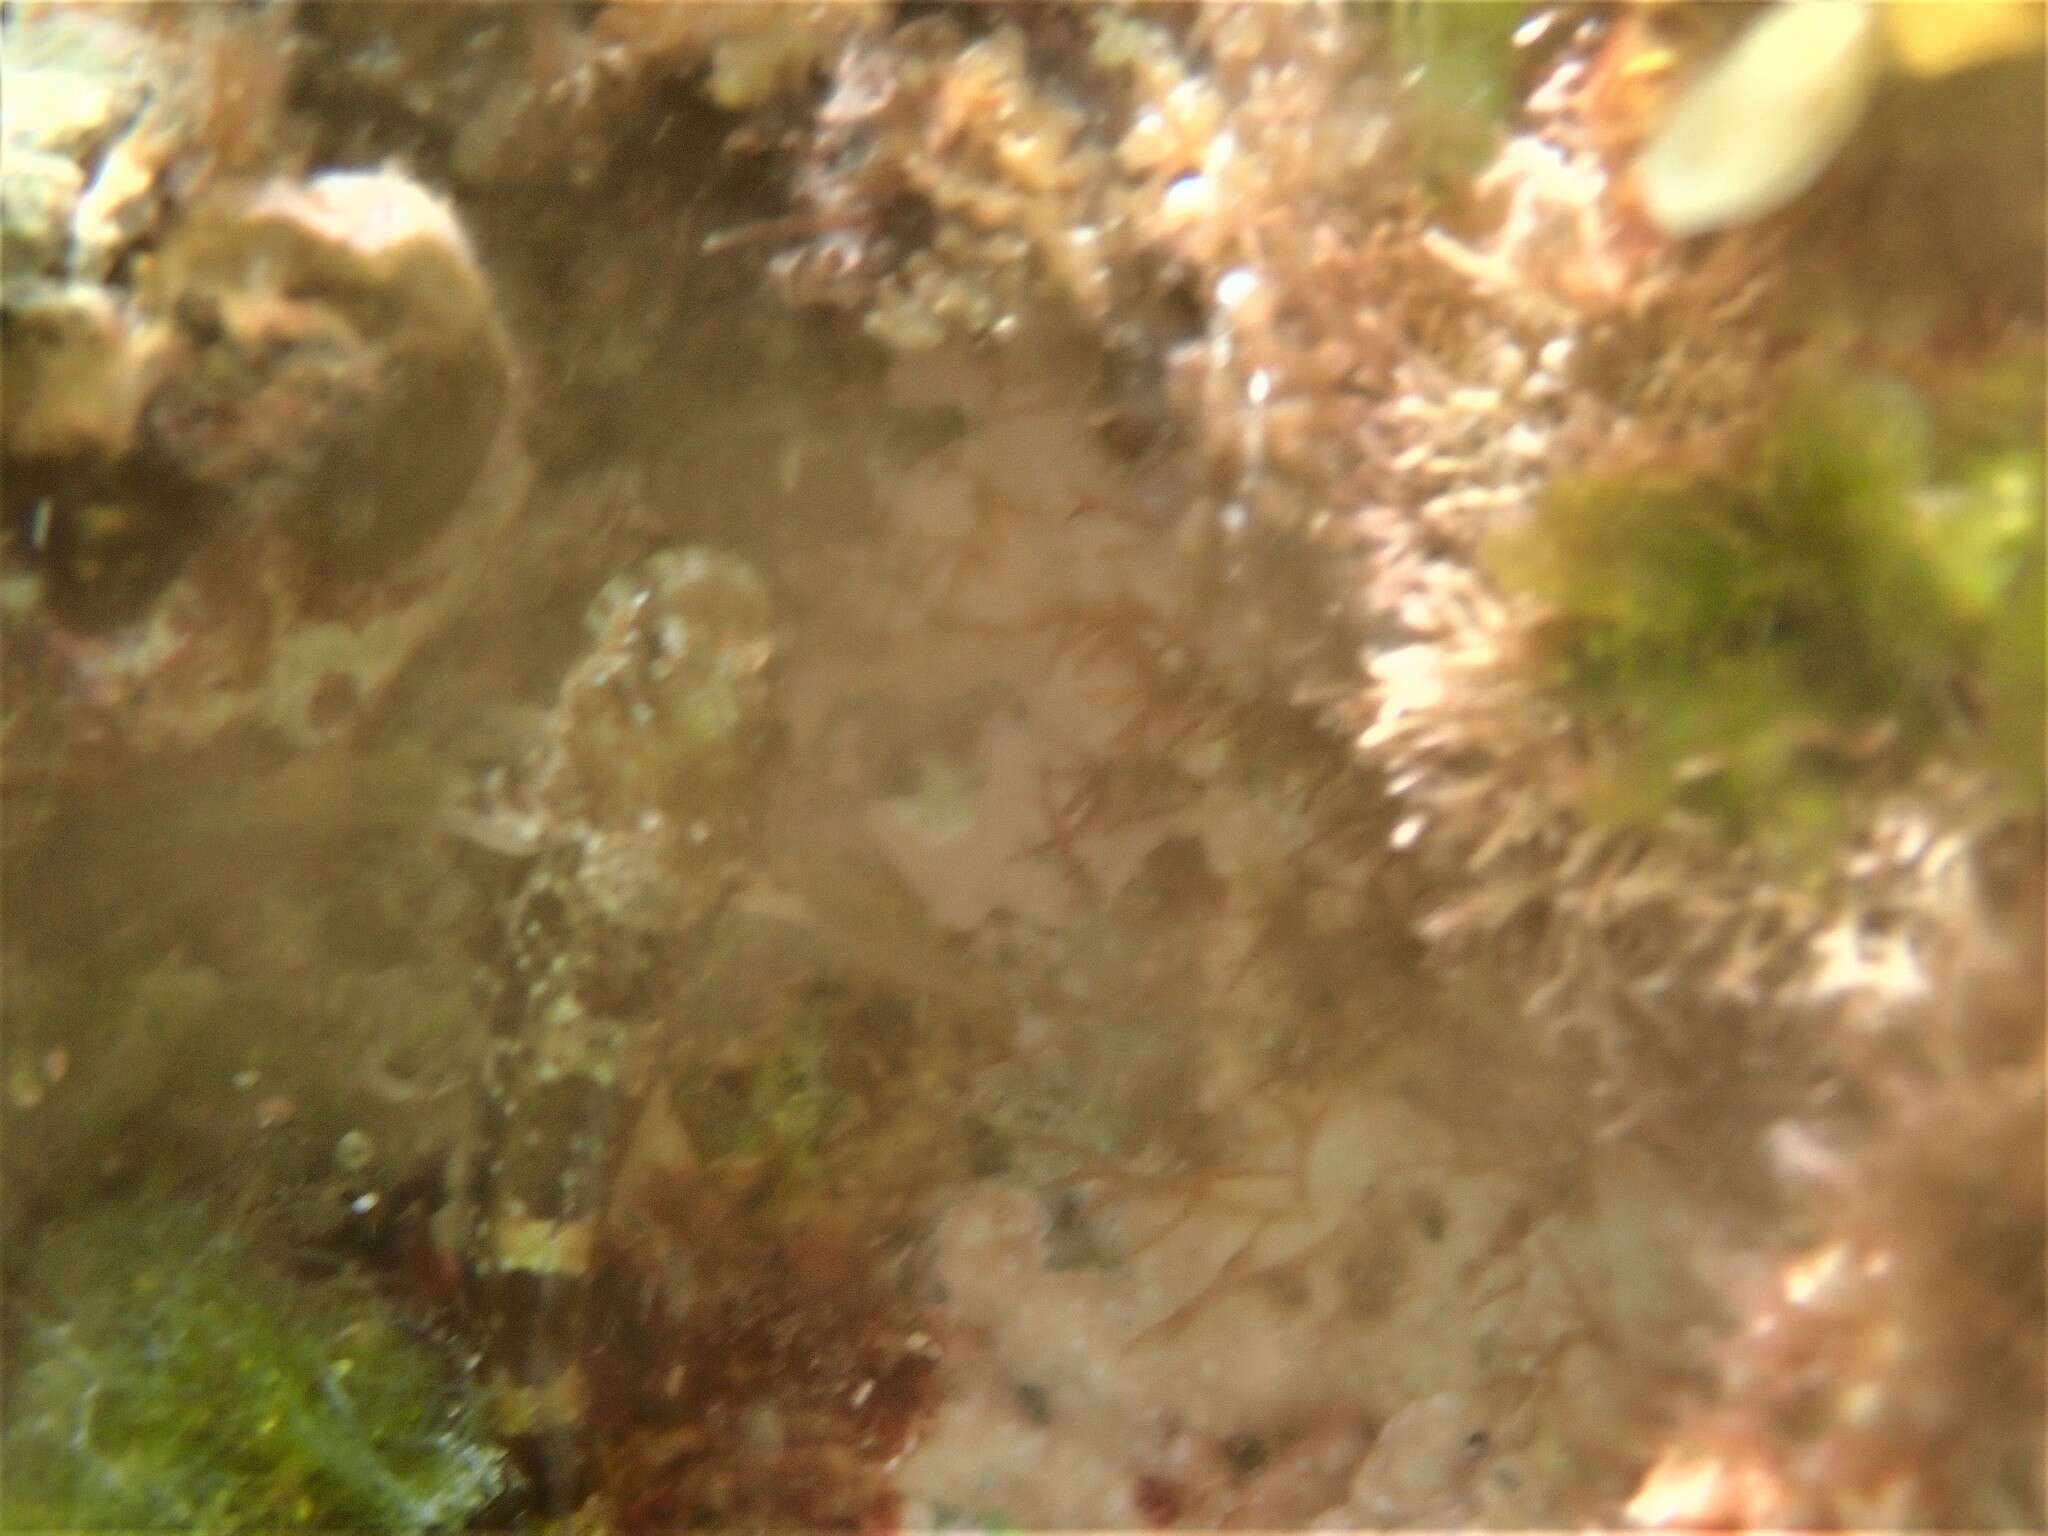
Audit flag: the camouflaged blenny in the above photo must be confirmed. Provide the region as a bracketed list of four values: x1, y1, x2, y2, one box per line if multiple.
[465, 546, 777, 1511]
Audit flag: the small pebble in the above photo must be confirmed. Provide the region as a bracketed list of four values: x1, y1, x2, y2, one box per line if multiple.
[8, 1066, 45, 1110]
[334, 1128, 375, 1171]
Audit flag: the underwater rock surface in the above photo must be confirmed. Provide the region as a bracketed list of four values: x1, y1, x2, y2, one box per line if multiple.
[3, 3, 2040, 1532]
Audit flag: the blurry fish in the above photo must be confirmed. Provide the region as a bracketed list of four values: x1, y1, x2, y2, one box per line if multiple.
[1633, 1, 1886, 238]
[1633, 0, 2043, 238]
[1882, 0, 2046, 79]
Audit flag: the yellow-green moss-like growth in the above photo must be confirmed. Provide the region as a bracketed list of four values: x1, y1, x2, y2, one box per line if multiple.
[1489, 372, 2043, 860]
[2, 1202, 506, 1532]
[684, 1011, 848, 1191]
[1382, 0, 1526, 188]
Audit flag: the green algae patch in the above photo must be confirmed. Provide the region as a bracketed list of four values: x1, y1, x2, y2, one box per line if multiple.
[1489, 373, 2044, 861]
[1382, 0, 1526, 190]
[1, 1201, 506, 1533]
[679, 994, 856, 1195]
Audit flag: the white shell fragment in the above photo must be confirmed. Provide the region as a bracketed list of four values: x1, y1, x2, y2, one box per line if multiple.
[1634, 0, 1886, 238]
